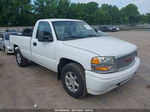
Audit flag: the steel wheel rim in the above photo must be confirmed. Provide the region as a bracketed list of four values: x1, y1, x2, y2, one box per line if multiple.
[65, 71, 79, 92]
[16, 53, 21, 64]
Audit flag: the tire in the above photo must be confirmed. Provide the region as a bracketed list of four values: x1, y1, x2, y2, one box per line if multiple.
[61, 63, 87, 98]
[15, 49, 29, 67]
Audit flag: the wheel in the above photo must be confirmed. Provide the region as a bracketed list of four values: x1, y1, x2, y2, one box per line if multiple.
[15, 49, 29, 67]
[61, 63, 87, 98]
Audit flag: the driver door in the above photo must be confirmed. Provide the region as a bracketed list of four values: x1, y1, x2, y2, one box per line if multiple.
[31, 21, 56, 71]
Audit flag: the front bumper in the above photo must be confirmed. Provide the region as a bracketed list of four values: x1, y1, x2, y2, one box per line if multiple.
[85, 57, 140, 95]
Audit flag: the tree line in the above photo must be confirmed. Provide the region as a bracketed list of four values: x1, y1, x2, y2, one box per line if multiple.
[0, 0, 150, 26]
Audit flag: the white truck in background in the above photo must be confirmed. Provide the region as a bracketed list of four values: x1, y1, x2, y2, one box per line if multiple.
[10, 19, 140, 98]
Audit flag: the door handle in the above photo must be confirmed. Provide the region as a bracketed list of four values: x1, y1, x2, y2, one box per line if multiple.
[33, 42, 37, 46]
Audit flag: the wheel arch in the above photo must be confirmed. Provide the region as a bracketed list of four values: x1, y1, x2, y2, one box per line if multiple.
[13, 44, 19, 53]
[57, 58, 85, 80]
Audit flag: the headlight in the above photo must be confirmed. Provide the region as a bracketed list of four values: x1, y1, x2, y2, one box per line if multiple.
[91, 56, 117, 73]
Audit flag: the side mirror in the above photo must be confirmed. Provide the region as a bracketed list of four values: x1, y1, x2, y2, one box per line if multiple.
[43, 35, 53, 42]
[38, 31, 53, 42]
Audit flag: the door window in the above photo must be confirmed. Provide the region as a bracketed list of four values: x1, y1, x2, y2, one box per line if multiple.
[36, 22, 53, 41]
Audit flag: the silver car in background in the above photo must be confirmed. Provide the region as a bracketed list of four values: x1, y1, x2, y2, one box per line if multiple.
[0, 32, 18, 54]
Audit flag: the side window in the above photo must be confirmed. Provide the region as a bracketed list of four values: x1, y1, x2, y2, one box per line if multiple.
[36, 22, 53, 42]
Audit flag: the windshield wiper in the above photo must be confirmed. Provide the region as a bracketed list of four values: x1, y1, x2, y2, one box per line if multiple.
[63, 36, 83, 40]
[63, 34, 98, 41]
[81, 34, 99, 38]
[86, 34, 99, 37]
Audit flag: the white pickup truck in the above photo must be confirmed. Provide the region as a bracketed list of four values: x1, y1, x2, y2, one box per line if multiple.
[10, 19, 140, 98]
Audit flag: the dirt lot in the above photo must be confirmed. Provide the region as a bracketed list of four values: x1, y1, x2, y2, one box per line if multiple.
[0, 31, 150, 109]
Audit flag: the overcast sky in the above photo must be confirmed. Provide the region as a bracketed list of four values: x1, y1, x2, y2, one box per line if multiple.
[71, 0, 150, 14]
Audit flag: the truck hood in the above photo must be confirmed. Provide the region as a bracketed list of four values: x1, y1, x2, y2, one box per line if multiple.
[63, 36, 137, 57]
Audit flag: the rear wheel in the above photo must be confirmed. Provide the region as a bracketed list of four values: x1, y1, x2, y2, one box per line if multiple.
[15, 49, 29, 67]
[61, 63, 87, 98]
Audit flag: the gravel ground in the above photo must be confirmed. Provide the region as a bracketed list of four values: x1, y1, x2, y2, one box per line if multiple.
[0, 31, 150, 109]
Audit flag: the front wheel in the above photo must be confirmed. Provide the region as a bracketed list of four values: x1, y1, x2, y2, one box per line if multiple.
[61, 63, 87, 98]
[15, 49, 29, 67]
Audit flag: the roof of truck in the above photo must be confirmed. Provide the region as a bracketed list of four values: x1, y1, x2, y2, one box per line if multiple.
[38, 18, 82, 22]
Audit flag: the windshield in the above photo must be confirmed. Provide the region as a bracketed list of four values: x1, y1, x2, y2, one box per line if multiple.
[52, 21, 98, 40]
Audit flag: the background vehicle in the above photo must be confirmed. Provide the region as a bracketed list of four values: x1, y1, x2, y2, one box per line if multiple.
[10, 19, 140, 98]
[21, 28, 33, 36]
[99, 25, 120, 32]
[0, 32, 18, 54]
[5, 29, 18, 32]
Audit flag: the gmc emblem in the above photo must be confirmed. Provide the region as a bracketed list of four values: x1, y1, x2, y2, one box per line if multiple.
[125, 57, 133, 63]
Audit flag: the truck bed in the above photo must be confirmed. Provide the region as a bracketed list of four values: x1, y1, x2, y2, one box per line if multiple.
[10, 35, 32, 59]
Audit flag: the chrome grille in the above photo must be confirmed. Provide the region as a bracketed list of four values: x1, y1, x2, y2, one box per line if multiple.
[117, 51, 137, 69]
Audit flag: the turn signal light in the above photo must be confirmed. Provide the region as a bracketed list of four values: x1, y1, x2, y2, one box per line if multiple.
[95, 66, 109, 71]
[91, 57, 100, 64]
